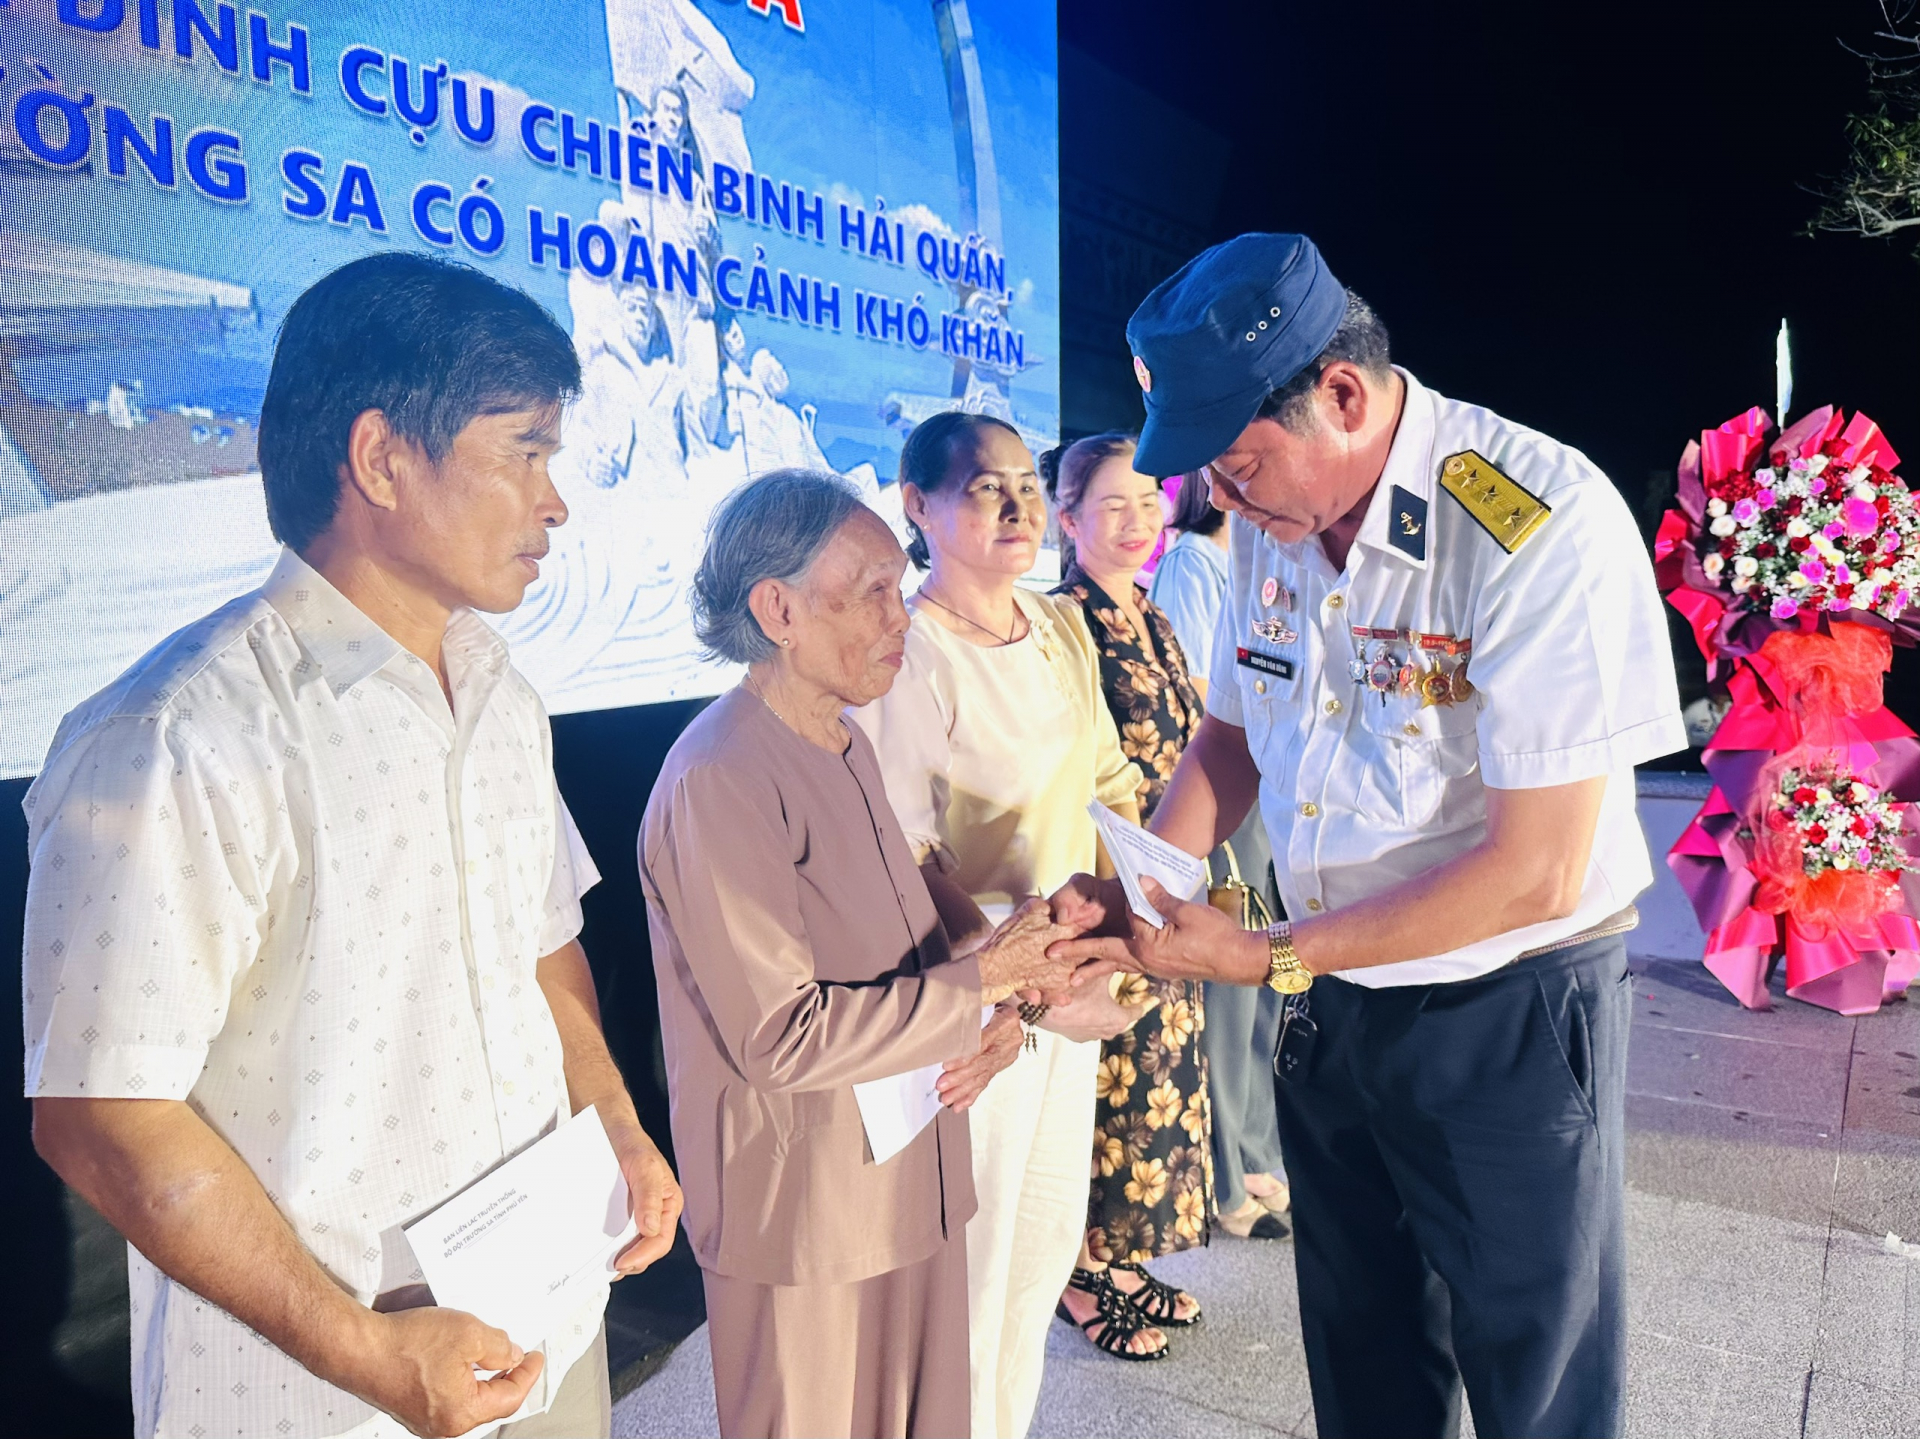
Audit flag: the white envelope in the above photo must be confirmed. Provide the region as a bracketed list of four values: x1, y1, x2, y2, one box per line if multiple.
[852, 1061, 945, 1165]
[404, 1106, 637, 1351]
[1087, 801, 1207, 927]
[852, 1003, 997, 1165]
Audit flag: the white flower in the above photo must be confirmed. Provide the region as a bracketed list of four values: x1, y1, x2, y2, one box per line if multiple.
[1707, 497, 1729, 517]
[1833, 855, 1852, 870]
[1789, 571, 1809, 588]
[1851, 782, 1872, 803]
[1710, 515, 1737, 537]
[1787, 518, 1812, 538]
[1755, 468, 1777, 484]
[1853, 590, 1873, 609]
[1809, 454, 1831, 475]
[1854, 479, 1879, 501]
[1816, 788, 1833, 804]
[1870, 568, 1892, 584]
[1734, 556, 1759, 577]
[1849, 464, 1873, 485]
[1702, 553, 1725, 579]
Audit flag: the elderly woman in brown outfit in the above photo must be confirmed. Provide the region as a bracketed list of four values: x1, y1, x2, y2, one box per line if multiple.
[640, 470, 1090, 1439]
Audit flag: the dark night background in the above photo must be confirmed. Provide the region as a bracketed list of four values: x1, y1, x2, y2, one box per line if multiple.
[8, 1, 1920, 1431]
[1062, 0, 1920, 501]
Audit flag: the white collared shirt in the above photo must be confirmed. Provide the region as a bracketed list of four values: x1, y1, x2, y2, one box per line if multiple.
[853, 588, 1141, 905]
[1148, 527, 1231, 682]
[1207, 368, 1686, 986]
[22, 548, 604, 1438]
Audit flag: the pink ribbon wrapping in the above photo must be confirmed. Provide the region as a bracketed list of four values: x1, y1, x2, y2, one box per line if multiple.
[1659, 406, 1920, 1015]
[1702, 910, 1920, 1015]
[1668, 674, 1920, 1013]
[1669, 693, 1920, 1014]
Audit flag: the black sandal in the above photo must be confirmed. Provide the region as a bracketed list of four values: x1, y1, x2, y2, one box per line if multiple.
[1054, 1267, 1169, 1362]
[1107, 1261, 1203, 1327]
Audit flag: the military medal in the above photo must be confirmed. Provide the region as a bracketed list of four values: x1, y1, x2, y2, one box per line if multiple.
[1449, 639, 1475, 702]
[1347, 624, 1372, 682]
[1410, 632, 1448, 708]
[1361, 627, 1402, 702]
[1367, 654, 1398, 696]
[1408, 631, 1475, 708]
[1252, 616, 1298, 645]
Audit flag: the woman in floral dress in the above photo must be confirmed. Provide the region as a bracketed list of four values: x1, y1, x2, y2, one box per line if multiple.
[1044, 432, 1212, 1360]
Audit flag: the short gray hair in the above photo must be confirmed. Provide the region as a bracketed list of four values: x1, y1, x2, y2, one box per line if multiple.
[692, 469, 864, 664]
[1257, 292, 1392, 433]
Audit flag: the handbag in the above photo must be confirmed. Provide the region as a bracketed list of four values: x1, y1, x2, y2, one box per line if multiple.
[1207, 840, 1274, 931]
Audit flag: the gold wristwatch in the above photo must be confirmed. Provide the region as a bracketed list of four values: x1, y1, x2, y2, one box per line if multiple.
[1264, 921, 1313, 994]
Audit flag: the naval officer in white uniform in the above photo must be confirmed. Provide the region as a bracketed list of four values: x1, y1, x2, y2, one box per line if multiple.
[1050, 233, 1685, 1439]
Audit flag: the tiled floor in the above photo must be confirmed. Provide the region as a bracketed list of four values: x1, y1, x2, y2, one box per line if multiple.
[613, 955, 1920, 1438]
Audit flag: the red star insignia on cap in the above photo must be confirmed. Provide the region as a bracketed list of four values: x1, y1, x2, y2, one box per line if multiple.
[1133, 355, 1152, 393]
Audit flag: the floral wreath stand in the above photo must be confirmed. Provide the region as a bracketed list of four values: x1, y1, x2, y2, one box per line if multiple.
[1657, 405, 1920, 1016]
[1663, 632, 1920, 1013]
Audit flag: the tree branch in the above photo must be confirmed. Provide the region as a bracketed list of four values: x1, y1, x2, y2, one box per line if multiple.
[1808, 5, 1920, 250]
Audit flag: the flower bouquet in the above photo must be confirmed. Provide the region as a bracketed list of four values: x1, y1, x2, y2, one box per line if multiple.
[1756, 764, 1912, 919]
[1657, 406, 1920, 1014]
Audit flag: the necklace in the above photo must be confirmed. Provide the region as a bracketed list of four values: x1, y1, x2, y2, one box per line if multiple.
[743, 673, 788, 725]
[746, 673, 849, 752]
[917, 588, 1024, 646]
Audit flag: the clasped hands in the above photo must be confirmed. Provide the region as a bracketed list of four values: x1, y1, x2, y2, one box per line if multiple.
[1041, 872, 1272, 989]
[972, 876, 1266, 1003]
[936, 876, 1264, 1112]
[936, 895, 1130, 1111]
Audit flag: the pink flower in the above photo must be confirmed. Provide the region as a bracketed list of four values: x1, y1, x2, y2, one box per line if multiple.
[1823, 521, 1847, 541]
[1771, 596, 1801, 619]
[1884, 531, 1903, 553]
[1809, 477, 1828, 496]
[1828, 595, 1853, 612]
[1843, 497, 1881, 537]
[1756, 488, 1777, 508]
[1800, 559, 1828, 583]
[1732, 498, 1760, 525]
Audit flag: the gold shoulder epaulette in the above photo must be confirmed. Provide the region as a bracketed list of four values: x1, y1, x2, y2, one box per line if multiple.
[1438, 450, 1550, 553]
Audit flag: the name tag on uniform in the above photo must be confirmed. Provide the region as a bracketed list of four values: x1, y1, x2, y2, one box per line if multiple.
[1237, 647, 1294, 680]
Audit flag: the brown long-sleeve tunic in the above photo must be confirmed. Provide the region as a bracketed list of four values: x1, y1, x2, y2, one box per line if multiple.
[640, 687, 983, 1287]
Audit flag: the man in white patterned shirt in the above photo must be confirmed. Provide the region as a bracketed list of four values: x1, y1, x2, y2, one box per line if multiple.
[23, 253, 682, 1439]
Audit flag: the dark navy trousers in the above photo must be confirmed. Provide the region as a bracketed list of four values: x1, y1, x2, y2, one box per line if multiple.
[1274, 934, 1630, 1439]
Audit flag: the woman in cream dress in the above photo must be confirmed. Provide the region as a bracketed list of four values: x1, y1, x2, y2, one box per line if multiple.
[852, 413, 1151, 1439]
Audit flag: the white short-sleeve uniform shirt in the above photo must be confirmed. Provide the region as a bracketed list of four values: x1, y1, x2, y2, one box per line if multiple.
[1147, 527, 1230, 684]
[1207, 368, 1687, 986]
[22, 548, 604, 1439]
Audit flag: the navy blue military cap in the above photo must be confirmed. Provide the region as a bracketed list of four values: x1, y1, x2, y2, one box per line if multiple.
[1126, 233, 1348, 478]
